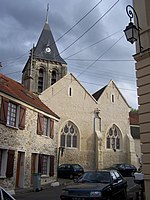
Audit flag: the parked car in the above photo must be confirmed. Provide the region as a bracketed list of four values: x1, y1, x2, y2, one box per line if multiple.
[109, 163, 137, 177]
[57, 164, 84, 179]
[60, 169, 127, 200]
[0, 186, 16, 200]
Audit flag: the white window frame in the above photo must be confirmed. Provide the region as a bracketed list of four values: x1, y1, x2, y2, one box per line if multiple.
[7, 102, 20, 128]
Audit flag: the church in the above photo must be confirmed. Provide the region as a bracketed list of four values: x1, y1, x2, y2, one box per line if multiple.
[22, 13, 139, 170]
[0, 9, 140, 191]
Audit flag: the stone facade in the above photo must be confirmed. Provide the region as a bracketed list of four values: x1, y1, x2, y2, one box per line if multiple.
[0, 91, 59, 191]
[40, 73, 98, 170]
[40, 75, 138, 171]
[93, 80, 138, 169]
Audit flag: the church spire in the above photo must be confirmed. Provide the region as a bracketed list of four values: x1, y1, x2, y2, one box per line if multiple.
[46, 3, 49, 24]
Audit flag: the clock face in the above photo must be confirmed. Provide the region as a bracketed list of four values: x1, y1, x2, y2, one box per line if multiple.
[45, 47, 51, 53]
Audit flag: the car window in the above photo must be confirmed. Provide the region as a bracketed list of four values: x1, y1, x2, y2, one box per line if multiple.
[79, 172, 110, 183]
[120, 164, 125, 169]
[125, 164, 132, 169]
[72, 164, 82, 169]
[110, 172, 117, 181]
[114, 171, 122, 180]
[59, 164, 66, 169]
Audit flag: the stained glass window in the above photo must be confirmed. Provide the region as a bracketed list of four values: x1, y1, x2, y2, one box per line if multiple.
[106, 124, 121, 150]
[60, 121, 79, 148]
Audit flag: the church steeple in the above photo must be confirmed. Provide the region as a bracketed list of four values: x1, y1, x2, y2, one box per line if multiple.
[33, 21, 66, 64]
[22, 5, 67, 94]
[33, 3, 66, 65]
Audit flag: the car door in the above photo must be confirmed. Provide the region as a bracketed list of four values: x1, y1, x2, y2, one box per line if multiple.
[110, 171, 121, 198]
[110, 171, 118, 197]
[58, 164, 66, 178]
[114, 171, 127, 193]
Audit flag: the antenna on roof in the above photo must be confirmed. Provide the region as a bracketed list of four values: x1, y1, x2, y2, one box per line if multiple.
[46, 3, 49, 23]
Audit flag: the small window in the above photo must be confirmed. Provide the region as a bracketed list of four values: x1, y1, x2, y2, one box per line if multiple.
[42, 155, 48, 175]
[68, 87, 73, 97]
[38, 68, 44, 93]
[51, 70, 57, 85]
[7, 102, 17, 127]
[111, 94, 115, 103]
[37, 154, 54, 176]
[37, 114, 54, 139]
[43, 117, 49, 136]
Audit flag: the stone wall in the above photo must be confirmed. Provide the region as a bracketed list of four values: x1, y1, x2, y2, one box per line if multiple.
[0, 99, 58, 190]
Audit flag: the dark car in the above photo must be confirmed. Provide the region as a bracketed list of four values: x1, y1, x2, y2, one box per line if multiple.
[0, 186, 16, 200]
[60, 170, 127, 200]
[109, 163, 137, 177]
[57, 164, 84, 179]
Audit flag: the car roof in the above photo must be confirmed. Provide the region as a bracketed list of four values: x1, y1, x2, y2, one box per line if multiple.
[84, 169, 118, 173]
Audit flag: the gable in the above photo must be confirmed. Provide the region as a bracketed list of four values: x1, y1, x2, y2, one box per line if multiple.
[93, 80, 130, 108]
[41, 73, 97, 104]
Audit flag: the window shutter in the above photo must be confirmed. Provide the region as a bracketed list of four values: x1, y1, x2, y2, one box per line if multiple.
[19, 105, 26, 130]
[50, 119, 54, 139]
[0, 97, 9, 125]
[37, 113, 43, 135]
[49, 155, 54, 176]
[6, 150, 15, 178]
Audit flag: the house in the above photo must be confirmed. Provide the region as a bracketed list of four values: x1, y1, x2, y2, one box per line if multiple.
[0, 74, 59, 191]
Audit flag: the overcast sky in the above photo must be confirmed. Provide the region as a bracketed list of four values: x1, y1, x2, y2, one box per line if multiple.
[0, 0, 138, 109]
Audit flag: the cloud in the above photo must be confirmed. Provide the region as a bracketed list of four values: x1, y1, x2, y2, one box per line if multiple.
[0, 0, 137, 108]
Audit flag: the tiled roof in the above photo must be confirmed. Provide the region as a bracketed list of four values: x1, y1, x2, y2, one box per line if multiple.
[129, 111, 139, 125]
[0, 74, 59, 119]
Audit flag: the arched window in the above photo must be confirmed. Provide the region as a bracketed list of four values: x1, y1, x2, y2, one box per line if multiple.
[106, 124, 121, 150]
[38, 68, 44, 93]
[51, 70, 57, 85]
[60, 121, 79, 148]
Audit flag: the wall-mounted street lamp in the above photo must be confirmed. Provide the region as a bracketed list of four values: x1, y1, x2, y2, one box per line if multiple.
[124, 5, 143, 53]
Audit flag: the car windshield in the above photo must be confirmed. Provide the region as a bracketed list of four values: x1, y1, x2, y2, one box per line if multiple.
[78, 172, 110, 183]
[72, 164, 82, 169]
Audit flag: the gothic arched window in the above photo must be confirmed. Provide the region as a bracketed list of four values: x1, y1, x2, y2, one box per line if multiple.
[106, 124, 121, 150]
[38, 68, 44, 93]
[51, 70, 57, 85]
[60, 121, 79, 148]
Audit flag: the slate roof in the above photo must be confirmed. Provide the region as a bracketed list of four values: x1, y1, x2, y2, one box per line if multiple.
[0, 74, 59, 119]
[92, 86, 107, 101]
[34, 22, 67, 64]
